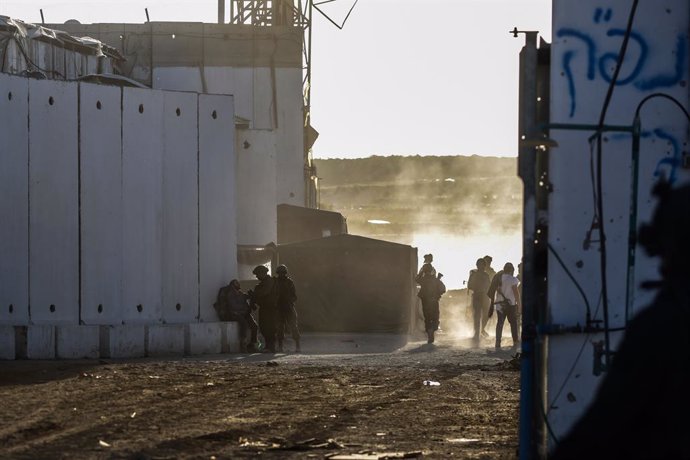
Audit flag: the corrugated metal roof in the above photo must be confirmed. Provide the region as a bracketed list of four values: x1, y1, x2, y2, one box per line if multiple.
[0, 16, 124, 60]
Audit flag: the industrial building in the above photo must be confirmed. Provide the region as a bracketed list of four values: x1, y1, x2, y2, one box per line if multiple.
[0, 1, 322, 359]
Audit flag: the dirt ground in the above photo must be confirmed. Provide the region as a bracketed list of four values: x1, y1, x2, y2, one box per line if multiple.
[0, 332, 520, 460]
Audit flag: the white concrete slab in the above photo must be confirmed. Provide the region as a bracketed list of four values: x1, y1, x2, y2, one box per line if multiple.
[220, 322, 241, 354]
[203, 66, 254, 125]
[122, 87, 164, 323]
[199, 94, 237, 322]
[275, 68, 305, 207]
[79, 83, 123, 325]
[0, 325, 16, 360]
[162, 91, 199, 324]
[28, 79, 79, 324]
[185, 322, 222, 355]
[236, 128, 278, 246]
[153, 67, 203, 93]
[27, 325, 56, 359]
[56, 325, 100, 359]
[100, 325, 146, 359]
[0, 74, 29, 325]
[146, 324, 185, 356]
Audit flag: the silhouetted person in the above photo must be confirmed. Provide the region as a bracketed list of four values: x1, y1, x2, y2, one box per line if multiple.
[468, 258, 491, 341]
[250, 265, 278, 353]
[275, 264, 301, 353]
[222, 279, 259, 352]
[416, 264, 446, 343]
[417, 253, 437, 278]
[491, 262, 520, 350]
[483, 255, 497, 281]
[551, 182, 690, 459]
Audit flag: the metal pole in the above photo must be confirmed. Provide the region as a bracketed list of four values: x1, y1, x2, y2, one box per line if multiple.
[218, 0, 225, 24]
[625, 116, 641, 323]
[516, 30, 541, 460]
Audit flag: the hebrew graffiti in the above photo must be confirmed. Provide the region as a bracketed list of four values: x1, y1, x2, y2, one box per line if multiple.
[557, 8, 688, 118]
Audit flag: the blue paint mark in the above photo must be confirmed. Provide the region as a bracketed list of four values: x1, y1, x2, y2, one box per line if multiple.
[604, 8, 613, 22]
[598, 29, 648, 85]
[637, 34, 688, 90]
[594, 8, 603, 23]
[652, 128, 681, 184]
[563, 51, 578, 117]
[557, 29, 597, 80]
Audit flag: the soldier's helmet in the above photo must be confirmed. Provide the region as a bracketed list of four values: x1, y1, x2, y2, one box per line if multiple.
[276, 264, 288, 275]
[252, 265, 269, 276]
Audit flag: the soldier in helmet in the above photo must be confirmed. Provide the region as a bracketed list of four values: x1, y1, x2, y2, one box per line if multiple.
[416, 263, 446, 344]
[250, 265, 278, 353]
[214, 279, 259, 352]
[275, 264, 301, 353]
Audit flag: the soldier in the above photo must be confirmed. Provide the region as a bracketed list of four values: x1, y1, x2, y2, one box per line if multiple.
[219, 279, 259, 352]
[467, 258, 491, 341]
[483, 255, 497, 280]
[250, 265, 278, 353]
[492, 262, 520, 350]
[416, 263, 446, 344]
[275, 264, 301, 353]
[417, 253, 437, 279]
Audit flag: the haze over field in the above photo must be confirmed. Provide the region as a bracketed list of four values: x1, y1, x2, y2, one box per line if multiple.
[314, 155, 524, 289]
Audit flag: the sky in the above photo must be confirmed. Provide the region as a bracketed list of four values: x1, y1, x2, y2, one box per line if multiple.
[1, 0, 552, 159]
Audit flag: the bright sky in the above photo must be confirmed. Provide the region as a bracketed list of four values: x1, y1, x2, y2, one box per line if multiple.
[2, 0, 552, 159]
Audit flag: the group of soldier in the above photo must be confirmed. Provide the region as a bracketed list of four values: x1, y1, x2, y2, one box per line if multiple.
[415, 253, 522, 350]
[213, 264, 301, 353]
[467, 255, 521, 350]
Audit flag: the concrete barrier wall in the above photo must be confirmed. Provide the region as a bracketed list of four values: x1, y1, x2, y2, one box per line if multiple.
[80, 83, 123, 325]
[0, 74, 29, 325]
[162, 91, 200, 324]
[122, 87, 165, 324]
[199, 94, 237, 322]
[236, 128, 278, 247]
[29, 79, 79, 325]
[0, 74, 239, 358]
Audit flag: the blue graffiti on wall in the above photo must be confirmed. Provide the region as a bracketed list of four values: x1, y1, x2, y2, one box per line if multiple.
[650, 128, 682, 184]
[557, 9, 688, 118]
[611, 128, 683, 185]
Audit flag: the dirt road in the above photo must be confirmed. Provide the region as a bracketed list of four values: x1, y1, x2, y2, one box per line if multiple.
[0, 333, 520, 459]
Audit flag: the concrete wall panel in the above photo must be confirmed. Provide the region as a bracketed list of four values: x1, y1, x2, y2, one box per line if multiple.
[185, 322, 222, 355]
[29, 79, 79, 324]
[80, 83, 123, 325]
[0, 74, 29, 325]
[0, 326, 16, 359]
[199, 94, 237, 321]
[162, 91, 199, 323]
[56, 325, 100, 359]
[275, 68, 305, 206]
[26, 325, 56, 359]
[153, 67, 203, 93]
[100, 325, 146, 358]
[204, 66, 254, 125]
[547, 0, 690, 441]
[252, 68, 274, 130]
[122, 87, 164, 323]
[147, 324, 185, 356]
[236, 129, 278, 246]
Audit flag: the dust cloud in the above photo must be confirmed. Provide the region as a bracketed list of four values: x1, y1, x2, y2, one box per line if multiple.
[315, 155, 523, 339]
[315, 155, 523, 288]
